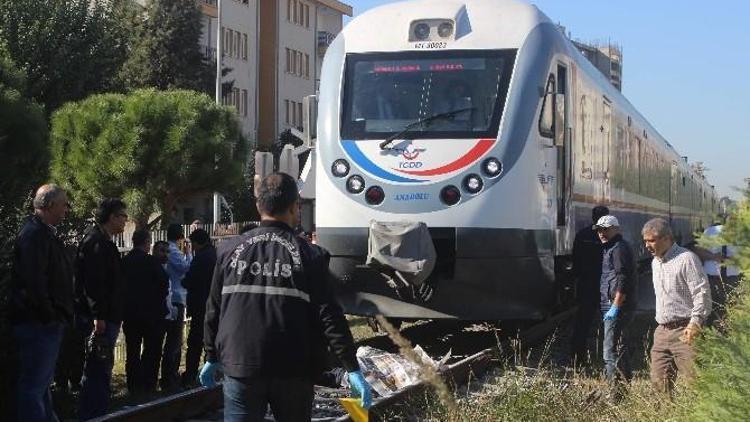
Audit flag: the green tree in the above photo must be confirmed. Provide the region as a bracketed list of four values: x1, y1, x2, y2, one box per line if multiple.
[0, 48, 48, 212]
[120, 0, 215, 93]
[0, 46, 49, 420]
[50, 89, 248, 227]
[0, 0, 135, 113]
[687, 193, 750, 421]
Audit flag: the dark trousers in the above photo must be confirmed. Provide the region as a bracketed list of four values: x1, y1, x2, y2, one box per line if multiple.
[570, 298, 599, 365]
[602, 310, 633, 383]
[184, 312, 205, 382]
[54, 319, 85, 393]
[161, 306, 184, 390]
[79, 321, 121, 420]
[123, 319, 165, 394]
[13, 321, 64, 422]
[223, 375, 314, 422]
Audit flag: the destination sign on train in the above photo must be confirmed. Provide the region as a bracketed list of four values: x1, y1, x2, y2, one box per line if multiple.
[369, 58, 486, 74]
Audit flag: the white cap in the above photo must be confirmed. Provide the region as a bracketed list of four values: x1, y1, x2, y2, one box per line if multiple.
[593, 215, 619, 229]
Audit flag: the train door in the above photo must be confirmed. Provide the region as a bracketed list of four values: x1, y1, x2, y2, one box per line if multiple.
[555, 64, 570, 227]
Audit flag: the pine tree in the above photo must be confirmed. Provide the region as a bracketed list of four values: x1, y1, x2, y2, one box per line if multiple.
[50, 89, 248, 228]
[120, 0, 215, 93]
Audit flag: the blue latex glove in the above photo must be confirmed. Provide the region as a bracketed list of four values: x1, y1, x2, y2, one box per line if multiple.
[603, 304, 620, 321]
[199, 361, 221, 387]
[347, 370, 373, 409]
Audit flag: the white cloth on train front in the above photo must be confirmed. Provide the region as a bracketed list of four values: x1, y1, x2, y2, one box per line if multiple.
[366, 220, 436, 287]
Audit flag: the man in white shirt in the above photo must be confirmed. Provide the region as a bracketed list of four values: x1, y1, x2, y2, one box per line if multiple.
[642, 218, 711, 395]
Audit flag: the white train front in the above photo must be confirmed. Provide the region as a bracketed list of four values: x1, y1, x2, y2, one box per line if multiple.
[310, 0, 717, 320]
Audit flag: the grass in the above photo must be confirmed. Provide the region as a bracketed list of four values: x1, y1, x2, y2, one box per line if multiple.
[375, 312, 694, 422]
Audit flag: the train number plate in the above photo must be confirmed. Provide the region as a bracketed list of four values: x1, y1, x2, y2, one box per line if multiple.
[413, 41, 447, 49]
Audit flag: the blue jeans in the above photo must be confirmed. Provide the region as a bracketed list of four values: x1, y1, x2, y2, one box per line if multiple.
[602, 310, 633, 383]
[223, 375, 314, 422]
[78, 321, 121, 420]
[13, 321, 64, 422]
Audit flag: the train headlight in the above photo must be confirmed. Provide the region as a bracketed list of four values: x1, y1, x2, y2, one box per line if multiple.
[463, 174, 484, 194]
[365, 186, 385, 205]
[413, 23, 431, 40]
[482, 157, 503, 178]
[346, 175, 365, 194]
[331, 159, 350, 178]
[437, 22, 454, 38]
[440, 185, 461, 206]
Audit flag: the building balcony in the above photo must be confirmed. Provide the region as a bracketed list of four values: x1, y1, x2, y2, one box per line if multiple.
[317, 31, 336, 56]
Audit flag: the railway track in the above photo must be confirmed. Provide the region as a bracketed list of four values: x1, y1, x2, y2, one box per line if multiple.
[92, 310, 574, 422]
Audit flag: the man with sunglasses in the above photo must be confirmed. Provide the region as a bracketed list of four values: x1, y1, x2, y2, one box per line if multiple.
[594, 215, 637, 402]
[75, 198, 128, 419]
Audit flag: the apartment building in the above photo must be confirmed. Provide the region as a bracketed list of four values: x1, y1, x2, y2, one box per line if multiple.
[199, 0, 259, 142]
[258, 0, 352, 147]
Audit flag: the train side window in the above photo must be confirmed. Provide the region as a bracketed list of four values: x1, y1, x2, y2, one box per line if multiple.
[539, 75, 555, 138]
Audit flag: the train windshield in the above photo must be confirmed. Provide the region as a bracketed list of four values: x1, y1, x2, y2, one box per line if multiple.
[341, 49, 516, 140]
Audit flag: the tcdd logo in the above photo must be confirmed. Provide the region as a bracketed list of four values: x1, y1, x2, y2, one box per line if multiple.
[400, 144, 424, 161]
[398, 161, 423, 169]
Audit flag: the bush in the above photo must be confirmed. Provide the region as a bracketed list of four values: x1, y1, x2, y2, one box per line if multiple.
[687, 199, 750, 421]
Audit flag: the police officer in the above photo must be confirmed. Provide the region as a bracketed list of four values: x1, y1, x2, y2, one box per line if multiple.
[200, 173, 372, 421]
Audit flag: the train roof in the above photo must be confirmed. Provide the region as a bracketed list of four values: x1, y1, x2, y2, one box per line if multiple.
[341, 0, 714, 192]
[342, 0, 551, 52]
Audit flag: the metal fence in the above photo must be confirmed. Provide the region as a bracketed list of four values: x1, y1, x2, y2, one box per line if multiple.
[114, 221, 258, 252]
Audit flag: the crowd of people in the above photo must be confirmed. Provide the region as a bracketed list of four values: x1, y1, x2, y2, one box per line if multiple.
[9, 180, 740, 421]
[9, 177, 372, 422]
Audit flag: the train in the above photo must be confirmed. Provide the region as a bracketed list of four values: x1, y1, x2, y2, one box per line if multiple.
[303, 0, 718, 320]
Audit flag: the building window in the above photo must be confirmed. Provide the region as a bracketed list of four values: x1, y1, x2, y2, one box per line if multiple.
[234, 32, 240, 58]
[242, 89, 248, 117]
[242, 33, 248, 60]
[291, 100, 297, 126]
[291, 51, 297, 75]
[293, 0, 298, 24]
[304, 54, 309, 79]
[285, 48, 291, 73]
[299, 2, 304, 26]
[287, 0, 292, 21]
[305, 4, 310, 28]
[222, 27, 227, 56]
[233, 88, 240, 113]
[297, 102, 303, 129]
[285, 100, 290, 124]
[226, 28, 233, 57]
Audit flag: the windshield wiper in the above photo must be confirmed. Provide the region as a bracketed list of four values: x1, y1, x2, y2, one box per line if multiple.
[378, 107, 475, 150]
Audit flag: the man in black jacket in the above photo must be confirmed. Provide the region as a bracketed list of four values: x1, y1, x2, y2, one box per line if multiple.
[200, 173, 372, 421]
[122, 229, 169, 395]
[76, 198, 128, 419]
[595, 215, 638, 401]
[570, 205, 609, 365]
[10, 184, 73, 422]
[181, 228, 216, 386]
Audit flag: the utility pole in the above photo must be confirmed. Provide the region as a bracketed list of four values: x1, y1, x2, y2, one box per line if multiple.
[213, 0, 222, 225]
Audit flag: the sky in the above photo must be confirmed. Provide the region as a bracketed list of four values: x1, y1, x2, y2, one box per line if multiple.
[344, 0, 750, 199]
